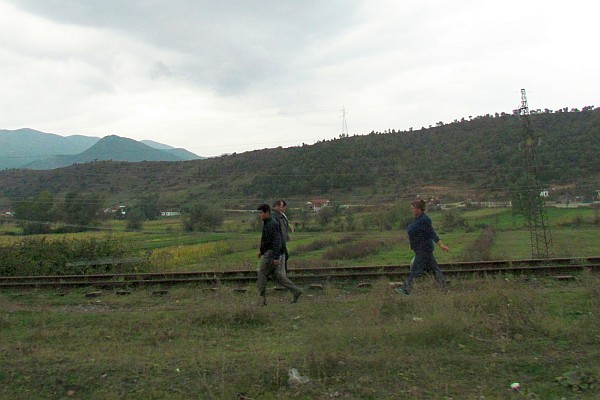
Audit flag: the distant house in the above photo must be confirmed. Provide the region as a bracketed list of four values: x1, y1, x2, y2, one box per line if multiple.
[556, 195, 573, 204]
[160, 211, 181, 217]
[306, 199, 330, 213]
[540, 189, 549, 198]
[0, 209, 14, 218]
[103, 205, 126, 218]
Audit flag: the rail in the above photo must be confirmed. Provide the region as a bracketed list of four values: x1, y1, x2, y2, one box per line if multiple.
[1, 256, 598, 289]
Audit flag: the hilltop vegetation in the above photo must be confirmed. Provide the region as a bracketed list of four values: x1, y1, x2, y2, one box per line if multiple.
[0, 108, 599, 210]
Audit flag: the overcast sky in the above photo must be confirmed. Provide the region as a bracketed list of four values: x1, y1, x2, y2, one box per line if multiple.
[1, 1, 598, 157]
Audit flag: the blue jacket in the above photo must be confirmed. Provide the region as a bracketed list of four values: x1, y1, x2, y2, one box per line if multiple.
[259, 216, 283, 260]
[407, 213, 440, 253]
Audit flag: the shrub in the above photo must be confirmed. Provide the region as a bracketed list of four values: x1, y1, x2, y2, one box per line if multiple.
[461, 228, 496, 261]
[0, 236, 133, 276]
[295, 239, 335, 252]
[182, 202, 225, 232]
[322, 237, 399, 260]
[440, 210, 468, 231]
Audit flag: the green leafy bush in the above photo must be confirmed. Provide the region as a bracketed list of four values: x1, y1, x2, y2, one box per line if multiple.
[0, 236, 133, 276]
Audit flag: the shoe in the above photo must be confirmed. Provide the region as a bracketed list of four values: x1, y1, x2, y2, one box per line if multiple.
[395, 287, 409, 295]
[292, 291, 302, 303]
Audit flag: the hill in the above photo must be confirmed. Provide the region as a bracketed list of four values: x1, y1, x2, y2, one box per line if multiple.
[141, 140, 204, 161]
[0, 129, 203, 169]
[0, 108, 599, 208]
[0, 128, 99, 169]
[24, 135, 187, 169]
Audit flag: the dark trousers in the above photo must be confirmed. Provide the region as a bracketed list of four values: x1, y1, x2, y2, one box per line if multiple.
[403, 251, 446, 294]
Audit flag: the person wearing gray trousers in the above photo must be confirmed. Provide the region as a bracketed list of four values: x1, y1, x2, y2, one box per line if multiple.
[256, 203, 302, 305]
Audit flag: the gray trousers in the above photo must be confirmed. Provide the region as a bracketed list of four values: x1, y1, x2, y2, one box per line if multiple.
[257, 251, 302, 297]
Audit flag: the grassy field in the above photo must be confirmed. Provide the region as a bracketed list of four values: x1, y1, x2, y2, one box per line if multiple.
[1, 207, 599, 273]
[1, 273, 598, 399]
[1, 207, 599, 398]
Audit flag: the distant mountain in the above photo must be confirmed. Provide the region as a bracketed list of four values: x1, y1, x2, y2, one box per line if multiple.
[141, 140, 204, 161]
[1, 128, 202, 169]
[140, 139, 174, 150]
[25, 135, 187, 169]
[0, 128, 100, 169]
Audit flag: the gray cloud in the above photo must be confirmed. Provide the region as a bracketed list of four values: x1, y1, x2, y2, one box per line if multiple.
[2, 0, 599, 157]
[7, 0, 362, 94]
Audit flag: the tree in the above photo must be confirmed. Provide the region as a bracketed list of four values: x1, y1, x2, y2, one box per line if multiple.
[13, 191, 54, 234]
[139, 193, 160, 220]
[126, 207, 145, 231]
[182, 202, 224, 231]
[59, 191, 105, 230]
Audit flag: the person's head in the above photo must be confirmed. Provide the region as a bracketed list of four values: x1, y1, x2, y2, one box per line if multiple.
[257, 203, 271, 220]
[411, 199, 426, 217]
[272, 199, 286, 213]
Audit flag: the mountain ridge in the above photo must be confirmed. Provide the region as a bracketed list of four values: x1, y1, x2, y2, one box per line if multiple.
[0, 128, 202, 169]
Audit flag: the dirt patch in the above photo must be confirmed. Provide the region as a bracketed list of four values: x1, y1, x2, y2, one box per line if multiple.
[63, 303, 117, 313]
[0, 297, 27, 312]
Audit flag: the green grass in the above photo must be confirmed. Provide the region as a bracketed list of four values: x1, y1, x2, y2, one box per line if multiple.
[1, 207, 599, 274]
[1, 274, 599, 399]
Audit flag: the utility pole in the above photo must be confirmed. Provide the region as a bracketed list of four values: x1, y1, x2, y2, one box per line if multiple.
[518, 89, 552, 258]
[340, 106, 349, 136]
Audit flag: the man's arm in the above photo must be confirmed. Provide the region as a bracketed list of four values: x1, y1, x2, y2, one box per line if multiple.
[435, 240, 449, 252]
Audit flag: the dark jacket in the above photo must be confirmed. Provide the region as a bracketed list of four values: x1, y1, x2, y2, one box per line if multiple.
[260, 216, 283, 260]
[407, 212, 440, 253]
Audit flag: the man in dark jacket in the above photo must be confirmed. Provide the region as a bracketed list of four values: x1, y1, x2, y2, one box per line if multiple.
[397, 199, 449, 295]
[256, 204, 302, 305]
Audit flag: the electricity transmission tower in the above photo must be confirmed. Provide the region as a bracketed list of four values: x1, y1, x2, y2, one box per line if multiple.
[340, 106, 349, 136]
[517, 89, 552, 258]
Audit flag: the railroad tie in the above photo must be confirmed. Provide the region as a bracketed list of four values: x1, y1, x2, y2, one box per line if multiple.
[553, 275, 575, 281]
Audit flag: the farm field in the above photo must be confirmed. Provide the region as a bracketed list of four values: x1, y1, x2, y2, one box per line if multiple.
[1, 207, 599, 275]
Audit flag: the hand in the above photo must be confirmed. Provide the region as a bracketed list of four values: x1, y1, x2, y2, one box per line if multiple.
[257, 252, 262, 258]
[440, 244, 449, 252]
[273, 259, 280, 265]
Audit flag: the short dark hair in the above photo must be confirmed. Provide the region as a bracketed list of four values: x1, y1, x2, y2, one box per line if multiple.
[411, 199, 426, 211]
[257, 203, 271, 213]
[273, 199, 286, 208]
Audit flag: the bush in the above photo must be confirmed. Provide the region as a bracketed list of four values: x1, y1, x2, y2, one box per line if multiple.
[182, 202, 225, 231]
[440, 210, 468, 231]
[461, 228, 496, 261]
[322, 238, 399, 260]
[0, 236, 133, 276]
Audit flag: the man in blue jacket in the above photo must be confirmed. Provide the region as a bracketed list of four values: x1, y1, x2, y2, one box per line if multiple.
[397, 199, 449, 295]
[256, 204, 302, 305]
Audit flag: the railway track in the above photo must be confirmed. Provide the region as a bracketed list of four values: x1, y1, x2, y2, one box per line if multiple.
[1, 257, 599, 289]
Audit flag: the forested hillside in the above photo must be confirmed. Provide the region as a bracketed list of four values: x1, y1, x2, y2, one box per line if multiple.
[0, 108, 598, 208]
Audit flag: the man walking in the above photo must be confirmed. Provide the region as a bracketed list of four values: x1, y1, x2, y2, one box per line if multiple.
[272, 199, 291, 273]
[256, 204, 302, 305]
[397, 199, 449, 295]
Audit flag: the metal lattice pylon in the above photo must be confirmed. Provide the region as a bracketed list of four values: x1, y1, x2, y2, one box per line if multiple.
[518, 89, 552, 258]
